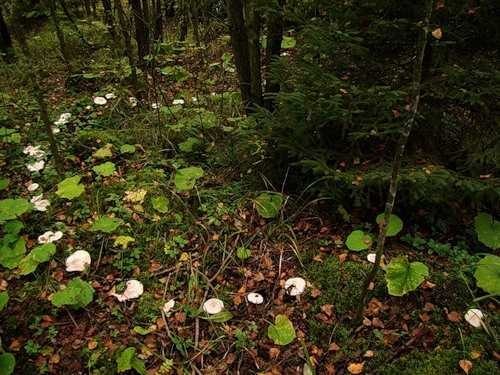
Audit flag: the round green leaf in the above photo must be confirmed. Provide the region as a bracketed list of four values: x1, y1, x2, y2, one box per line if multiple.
[0, 199, 32, 222]
[385, 257, 429, 296]
[255, 192, 283, 219]
[345, 230, 372, 251]
[91, 216, 122, 233]
[56, 176, 85, 200]
[151, 196, 169, 213]
[93, 143, 113, 159]
[18, 243, 56, 275]
[0, 353, 15, 375]
[236, 246, 251, 261]
[174, 167, 204, 191]
[474, 213, 500, 250]
[267, 314, 296, 346]
[120, 144, 136, 154]
[376, 213, 403, 237]
[92, 162, 116, 177]
[52, 277, 94, 309]
[474, 254, 500, 295]
[0, 238, 26, 269]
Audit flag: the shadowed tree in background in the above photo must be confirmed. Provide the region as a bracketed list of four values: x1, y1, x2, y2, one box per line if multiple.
[130, 0, 151, 67]
[115, 0, 138, 87]
[264, 0, 284, 109]
[0, 5, 15, 62]
[101, 0, 116, 39]
[47, 0, 71, 66]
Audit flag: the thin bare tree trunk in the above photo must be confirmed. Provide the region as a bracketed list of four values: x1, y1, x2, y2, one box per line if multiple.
[264, 0, 284, 110]
[47, 0, 71, 66]
[102, 0, 117, 39]
[58, 0, 91, 46]
[355, 0, 434, 322]
[130, 0, 150, 67]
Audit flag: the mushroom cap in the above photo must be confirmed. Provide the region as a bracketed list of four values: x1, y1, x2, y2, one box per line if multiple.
[172, 99, 185, 105]
[65, 250, 91, 272]
[247, 292, 264, 305]
[367, 253, 377, 264]
[27, 183, 40, 192]
[284, 277, 306, 296]
[464, 309, 484, 328]
[105, 93, 116, 100]
[112, 280, 144, 302]
[162, 299, 175, 314]
[203, 298, 224, 314]
[27, 160, 45, 172]
[31, 195, 50, 211]
[38, 230, 63, 244]
[93, 96, 108, 105]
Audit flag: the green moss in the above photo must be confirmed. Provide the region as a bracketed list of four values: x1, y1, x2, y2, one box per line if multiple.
[134, 293, 162, 324]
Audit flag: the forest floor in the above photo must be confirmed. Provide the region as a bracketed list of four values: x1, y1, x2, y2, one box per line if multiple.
[0, 21, 499, 375]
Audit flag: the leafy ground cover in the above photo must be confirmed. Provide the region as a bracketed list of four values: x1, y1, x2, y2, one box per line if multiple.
[0, 21, 499, 375]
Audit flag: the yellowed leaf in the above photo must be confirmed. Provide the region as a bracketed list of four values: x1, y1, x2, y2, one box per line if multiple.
[432, 28, 443, 40]
[347, 362, 364, 374]
[459, 359, 473, 374]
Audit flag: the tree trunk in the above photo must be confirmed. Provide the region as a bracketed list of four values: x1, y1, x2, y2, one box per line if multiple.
[58, 0, 90, 46]
[83, 0, 91, 17]
[102, 0, 116, 39]
[130, 0, 150, 67]
[0, 5, 15, 62]
[226, 0, 252, 112]
[115, 0, 137, 86]
[47, 0, 71, 66]
[245, 0, 263, 107]
[190, 2, 200, 46]
[264, 0, 284, 110]
[355, 0, 434, 323]
[153, 0, 163, 41]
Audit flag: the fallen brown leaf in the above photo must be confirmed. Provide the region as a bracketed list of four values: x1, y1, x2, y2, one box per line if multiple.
[347, 362, 364, 374]
[459, 359, 472, 374]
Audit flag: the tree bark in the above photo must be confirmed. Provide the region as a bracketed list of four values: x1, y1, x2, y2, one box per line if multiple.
[153, 0, 163, 41]
[264, 0, 284, 110]
[115, 0, 137, 86]
[245, 0, 263, 107]
[355, 0, 434, 323]
[226, 0, 252, 112]
[130, 0, 150, 67]
[102, 0, 116, 39]
[0, 5, 15, 62]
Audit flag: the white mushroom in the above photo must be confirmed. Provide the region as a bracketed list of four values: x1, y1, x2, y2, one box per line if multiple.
[111, 280, 144, 302]
[464, 309, 484, 328]
[52, 127, 60, 134]
[30, 194, 50, 212]
[172, 99, 185, 106]
[203, 298, 224, 314]
[54, 113, 71, 126]
[105, 93, 116, 100]
[367, 253, 377, 264]
[27, 183, 40, 192]
[129, 97, 138, 107]
[93, 96, 107, 105]
[27, 160, 45, 172]
[38, 230, 63, 244]
[284, 277, 306, 296]
[151, 102, 160, 109]
[247, 292, 264, 305]
[162, 299, 175, 314]
[23, 145, 45, 159]
[65, 250, 91, 272]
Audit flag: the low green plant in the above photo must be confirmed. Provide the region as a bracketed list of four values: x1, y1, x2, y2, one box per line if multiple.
[51, 278, 94, 309]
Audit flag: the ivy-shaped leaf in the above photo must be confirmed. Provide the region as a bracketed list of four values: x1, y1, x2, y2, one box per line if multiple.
[51, 277, 94, 309]
[376, 213, 403, 237]
[56, 176, 85, 200]
[346, 230, 372, 251]
[91, 216, 122, 233]
[267, 314, 296, 345]
[18, 243, 56, 275]
[0, 199, 32, 222]
[202, 311, 233, 323]
[255, 192, 283, 219]
[92, 162, 116, 177]
[474, 213, 500, 250]
[0, 353, 15, 375]
[385, 257, 429, 296]
[114, 236, 135, 249]
[474, 254, 500, 295]
[0, 291, 8, 311]
[0, 238, 26, 269]
[93, 143, 113, 159]
[174, 167, 204, 191]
